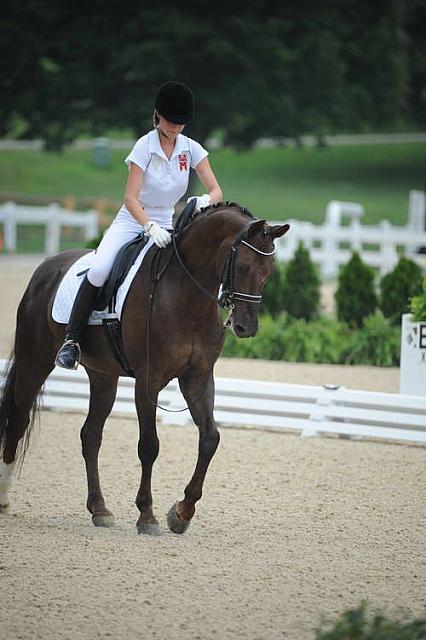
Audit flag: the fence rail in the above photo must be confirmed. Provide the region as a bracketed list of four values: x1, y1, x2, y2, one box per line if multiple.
[274, 217, 426, 279]
[0, 202, 99, 254]
[1, 360, 425, 445]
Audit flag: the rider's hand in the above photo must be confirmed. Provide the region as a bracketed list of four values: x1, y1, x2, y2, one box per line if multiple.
[144, 221, 172, 248]
[187, 194, 211, 211]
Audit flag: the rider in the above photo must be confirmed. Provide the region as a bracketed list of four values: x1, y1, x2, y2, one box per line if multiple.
[55, 81, 223, 370]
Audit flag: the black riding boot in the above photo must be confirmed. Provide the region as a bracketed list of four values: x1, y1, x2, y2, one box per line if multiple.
[55, 277, 100, 370]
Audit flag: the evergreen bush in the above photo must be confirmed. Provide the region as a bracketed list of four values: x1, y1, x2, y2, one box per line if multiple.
[261, 262, 287, 317]
[281, 242, 320, 320]
[335, 252, 378, 328]
[379, 257, 423, 325]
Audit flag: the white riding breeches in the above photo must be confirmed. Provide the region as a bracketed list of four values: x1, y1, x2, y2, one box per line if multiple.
[87, 207, 172, 287]
[87, 215, 145, 287]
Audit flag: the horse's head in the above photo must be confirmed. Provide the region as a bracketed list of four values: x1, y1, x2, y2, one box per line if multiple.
[220, 219, 290, 338]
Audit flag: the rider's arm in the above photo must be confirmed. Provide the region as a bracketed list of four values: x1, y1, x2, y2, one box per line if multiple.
[124, 162, 150, 226]
[124, 162, 171, 248]
[194, 157, 223, 205]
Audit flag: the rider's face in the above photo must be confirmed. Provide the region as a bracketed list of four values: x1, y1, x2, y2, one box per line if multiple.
[157, 115, 185, 139]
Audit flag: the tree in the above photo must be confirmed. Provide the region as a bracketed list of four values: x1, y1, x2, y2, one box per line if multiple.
[335, 252, 378, 328]
[2, 1, 425, 150]
[379, 256, 423, 324]
[282, 242, 320, 321]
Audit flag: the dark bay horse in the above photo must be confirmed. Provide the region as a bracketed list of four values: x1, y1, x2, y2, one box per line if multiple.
[0, 203, 289, 534]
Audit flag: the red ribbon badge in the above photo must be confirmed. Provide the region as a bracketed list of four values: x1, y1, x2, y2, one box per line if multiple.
[178, 153, 188, 171]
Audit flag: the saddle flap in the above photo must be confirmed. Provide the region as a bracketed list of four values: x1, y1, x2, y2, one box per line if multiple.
[94, 233, 150, 311]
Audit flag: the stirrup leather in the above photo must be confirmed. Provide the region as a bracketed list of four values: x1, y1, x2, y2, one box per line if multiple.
[55, 339, 81, 370]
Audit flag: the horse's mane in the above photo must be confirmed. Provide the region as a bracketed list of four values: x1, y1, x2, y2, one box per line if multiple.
[174, 200, 255, 237]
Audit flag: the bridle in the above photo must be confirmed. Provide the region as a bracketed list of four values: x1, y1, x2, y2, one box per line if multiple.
[172, 218, 276, 311]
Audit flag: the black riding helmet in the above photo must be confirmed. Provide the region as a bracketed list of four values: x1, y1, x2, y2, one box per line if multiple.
[154, 81, 194, 124]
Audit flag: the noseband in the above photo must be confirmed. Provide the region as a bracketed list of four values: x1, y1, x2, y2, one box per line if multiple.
[172, 218, 276, 311]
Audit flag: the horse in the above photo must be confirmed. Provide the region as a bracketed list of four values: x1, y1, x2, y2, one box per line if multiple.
[0, 202, 289, 535]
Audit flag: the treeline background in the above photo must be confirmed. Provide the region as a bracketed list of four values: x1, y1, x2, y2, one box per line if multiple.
[1, 0, 425, 150]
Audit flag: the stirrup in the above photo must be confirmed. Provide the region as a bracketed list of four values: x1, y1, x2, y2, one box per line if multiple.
[54, 339, 81, 370]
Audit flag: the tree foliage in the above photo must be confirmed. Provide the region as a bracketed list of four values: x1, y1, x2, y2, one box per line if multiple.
[282, 242, 320, 320]
[1, 1, 425, 149]
[335, 252, 378, 328]
[379, 256, 423, 324]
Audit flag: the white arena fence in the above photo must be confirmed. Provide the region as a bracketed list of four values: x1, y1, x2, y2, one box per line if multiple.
[1, 194, 426, 280]
[0, 202, 99, 254]
[273, 197, 426, 280]
[1, 360, 425, 445]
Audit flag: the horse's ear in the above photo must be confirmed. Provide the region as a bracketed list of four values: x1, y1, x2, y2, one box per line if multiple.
[247, 219, 267, 237]
[266, 223, 290, 239]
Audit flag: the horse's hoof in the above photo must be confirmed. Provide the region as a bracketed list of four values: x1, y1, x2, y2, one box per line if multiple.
[92, 513, 115, 528]
[136, 520, 162, 536]
[0, 503, 9, 514]
[167, 503, 191, 534]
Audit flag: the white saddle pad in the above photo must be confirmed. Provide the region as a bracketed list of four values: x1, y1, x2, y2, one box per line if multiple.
[52, 238, 155, 325]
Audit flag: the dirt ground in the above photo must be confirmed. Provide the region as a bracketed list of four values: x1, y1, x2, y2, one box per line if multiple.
[0, 255, 424, 640]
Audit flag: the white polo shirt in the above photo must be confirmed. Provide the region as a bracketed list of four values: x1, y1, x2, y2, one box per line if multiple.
[118, 129, 208, 228]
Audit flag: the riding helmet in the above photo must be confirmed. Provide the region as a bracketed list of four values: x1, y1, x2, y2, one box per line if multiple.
[154, 81, 195, 124]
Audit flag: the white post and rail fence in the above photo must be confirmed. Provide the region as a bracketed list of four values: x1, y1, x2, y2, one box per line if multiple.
[0, 360, 425, 445]
[0, 202, 99, 254]
[1, 191, 425, 279]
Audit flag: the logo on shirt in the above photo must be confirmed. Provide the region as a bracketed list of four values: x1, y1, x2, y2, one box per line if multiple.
[178, 153, 188, 172]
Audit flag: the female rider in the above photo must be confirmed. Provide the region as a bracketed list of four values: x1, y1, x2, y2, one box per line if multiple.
[55, 81, 223, 369]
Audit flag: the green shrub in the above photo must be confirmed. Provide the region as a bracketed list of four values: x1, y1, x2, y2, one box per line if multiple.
[379, 257, 423, 325]
[343, 312, 401, 366]
[281, 242, 320, 320]
[279, 316, 348, 364]
[335, 252, 378, 328]
[315, 601, 426, 639]
[223, 314, 351, 364]
[222, 312, 401, 366]
[222, 314, 292, 360]
[261, 261, 287, 317]
[410, 278, 426, 322]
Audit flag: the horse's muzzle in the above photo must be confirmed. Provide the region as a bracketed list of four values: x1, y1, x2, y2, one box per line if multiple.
[230, 317, 259, 338]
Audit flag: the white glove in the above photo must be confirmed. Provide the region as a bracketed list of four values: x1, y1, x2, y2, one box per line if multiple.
[187, 194, 211, 211]
[143, 221, 172, 248]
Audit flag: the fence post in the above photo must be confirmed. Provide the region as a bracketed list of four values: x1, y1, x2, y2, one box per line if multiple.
[378, 220, 397, 276]
[3, 202, 17, 253]
[45, 203, 61, 254]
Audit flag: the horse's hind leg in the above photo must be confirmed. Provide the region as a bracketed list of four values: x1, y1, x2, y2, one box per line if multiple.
[80, 369, 118, 528]
[167, 370, 220, 534]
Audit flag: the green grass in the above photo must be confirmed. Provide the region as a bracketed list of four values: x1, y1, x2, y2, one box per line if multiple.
[0, 142, 425, 228]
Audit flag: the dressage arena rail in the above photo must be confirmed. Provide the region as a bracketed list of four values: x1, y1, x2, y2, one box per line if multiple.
[1, 360, 425, 445]
[0, 202, 99, 254]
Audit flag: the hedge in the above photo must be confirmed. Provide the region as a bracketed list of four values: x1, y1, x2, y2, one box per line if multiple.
[222, 312, 401, 366]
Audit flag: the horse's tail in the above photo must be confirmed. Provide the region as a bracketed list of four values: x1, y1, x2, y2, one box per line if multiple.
[0, 352, 42, 467]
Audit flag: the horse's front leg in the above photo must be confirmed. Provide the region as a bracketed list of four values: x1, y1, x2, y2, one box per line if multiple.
[134, 378, 161, 535]
[167, 370, 220, 534]
[81, 369, 118, 527]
